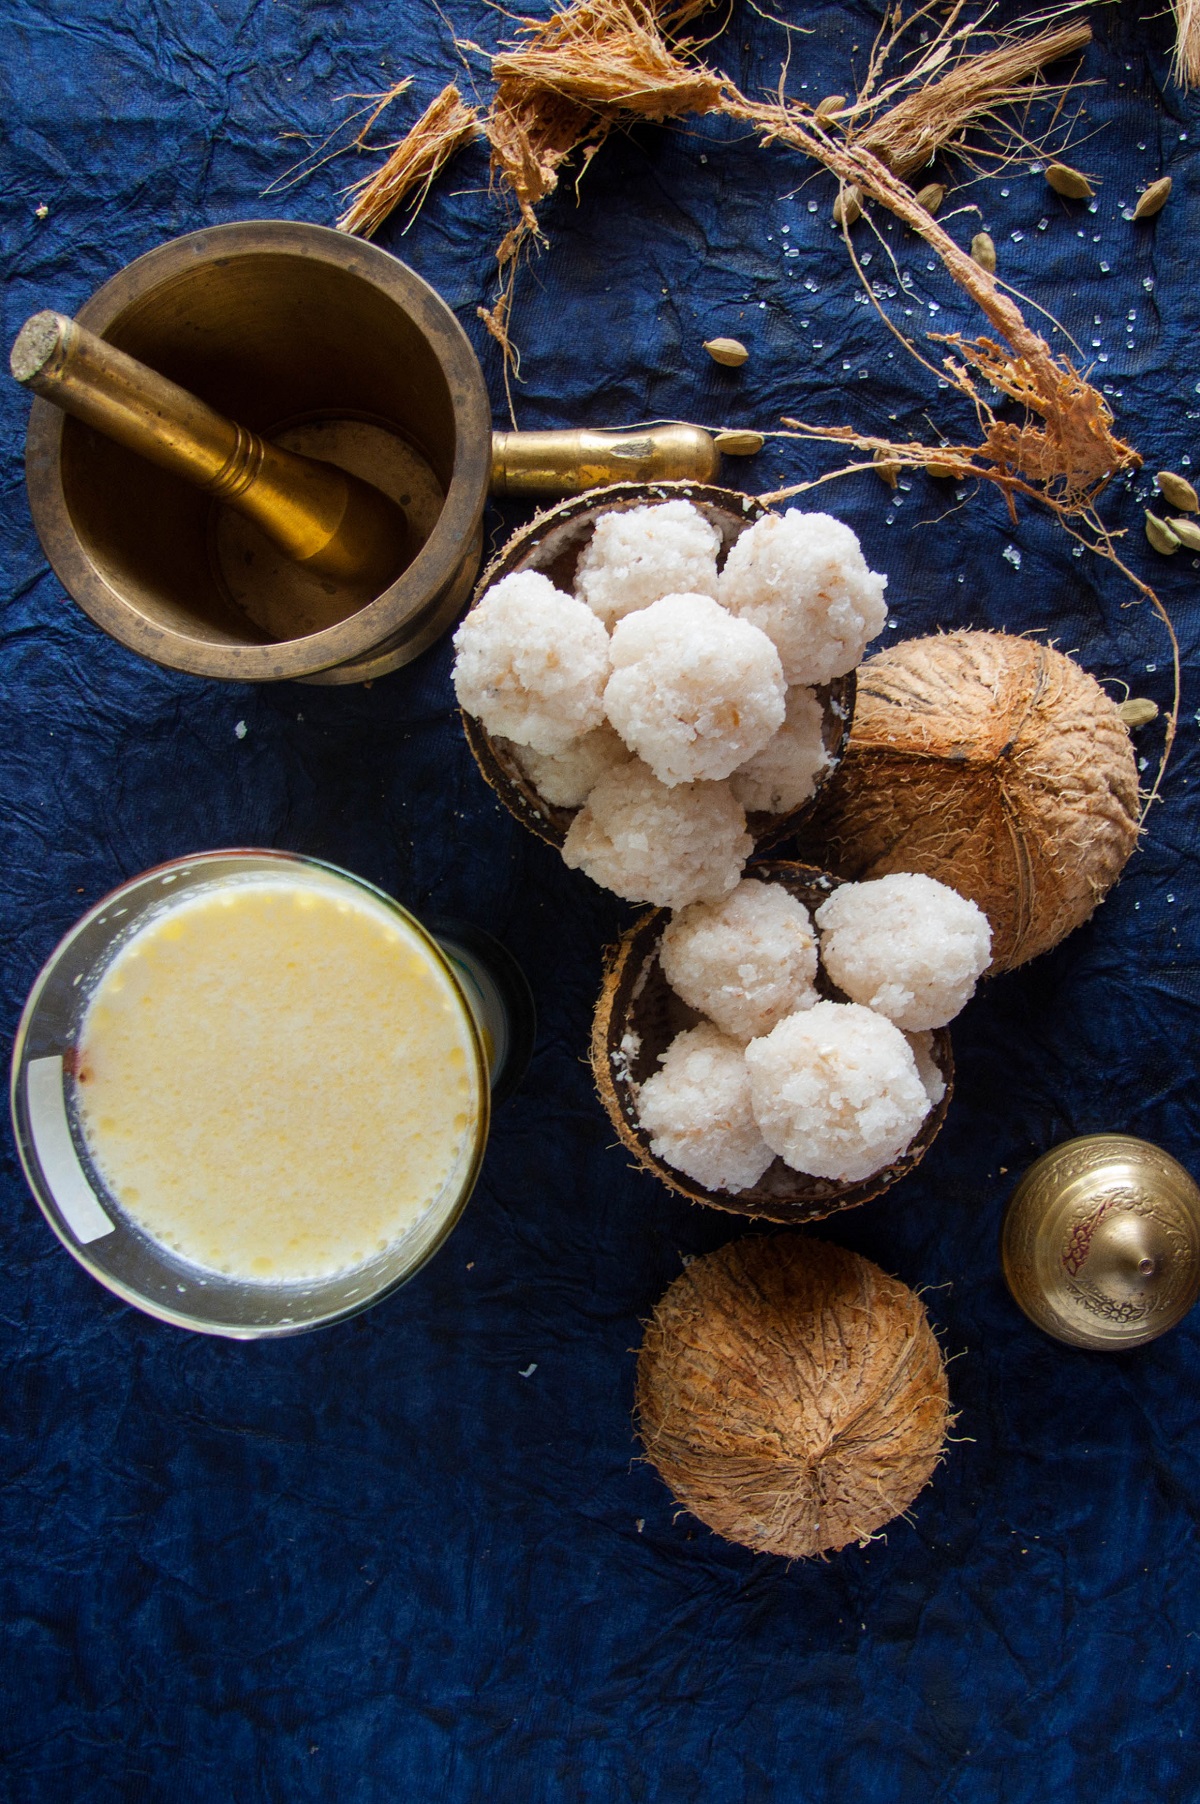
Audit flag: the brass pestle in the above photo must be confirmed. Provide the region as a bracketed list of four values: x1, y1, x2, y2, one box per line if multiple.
[11, 310, 411, 599]
[12, 220, 733, 686]
[11, 309, 723, 596]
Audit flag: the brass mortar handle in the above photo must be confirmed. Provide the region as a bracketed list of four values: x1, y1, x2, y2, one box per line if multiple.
[490, 424, 719, 498]
[10, 310, 408, 594]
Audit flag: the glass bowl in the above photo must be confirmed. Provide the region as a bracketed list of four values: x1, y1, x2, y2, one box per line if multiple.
[9, 850, 523, 1338]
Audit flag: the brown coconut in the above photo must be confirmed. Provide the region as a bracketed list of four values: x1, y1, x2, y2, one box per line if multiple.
[592, 861, 954, 1225]
[800, 630, 1140, 972]
[461, 481, 854, 854]
[636, 1235, 952, 1560]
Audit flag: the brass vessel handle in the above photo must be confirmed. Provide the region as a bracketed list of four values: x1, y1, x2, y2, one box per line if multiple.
[10, 311, 408, 594]
[490, 424, 720, 498]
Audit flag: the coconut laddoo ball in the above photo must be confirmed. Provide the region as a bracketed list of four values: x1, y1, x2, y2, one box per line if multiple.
[636, 1236, 951, 1559]
[745, 1000, 930, 1183]
[815, 872, 992, 1031]
[719, 510, 887, 684]
[604, 592, 785, 787]
[452, 569, 610, 755]
[660, 878, 820, 1043]
[501, 724, 631, 809]
[729, 684, 830, 815]
[637, 1023, 775, 1193]
[575, 498, 721, 627]
[562, 761, 752, 909]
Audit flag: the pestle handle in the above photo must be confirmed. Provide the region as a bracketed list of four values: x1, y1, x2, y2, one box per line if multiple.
[10, 311, 408, 594]
[490, 424, 720, 498]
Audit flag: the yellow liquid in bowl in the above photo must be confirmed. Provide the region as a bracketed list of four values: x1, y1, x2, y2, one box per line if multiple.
[73, 873, 482, 1283]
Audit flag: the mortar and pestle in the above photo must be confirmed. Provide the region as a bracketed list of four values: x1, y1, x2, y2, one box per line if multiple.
[12, 220, 722, 685]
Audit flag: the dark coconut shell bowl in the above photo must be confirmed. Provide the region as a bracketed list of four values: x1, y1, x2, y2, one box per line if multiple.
[461, 482, 855, 854]
[590, 861, 954, 1225]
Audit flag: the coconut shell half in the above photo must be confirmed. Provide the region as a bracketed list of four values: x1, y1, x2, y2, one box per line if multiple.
[461, 482, 855, 853]
[591, 861, 954, 1225]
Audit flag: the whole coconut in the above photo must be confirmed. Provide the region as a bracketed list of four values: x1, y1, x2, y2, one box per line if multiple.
[636, 1236, 950, 1559]
[801, 631, 1140, 972]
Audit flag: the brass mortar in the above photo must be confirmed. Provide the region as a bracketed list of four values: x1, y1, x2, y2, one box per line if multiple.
[1001, 1134, 1200, 1349]
[21, 221, 720, 685]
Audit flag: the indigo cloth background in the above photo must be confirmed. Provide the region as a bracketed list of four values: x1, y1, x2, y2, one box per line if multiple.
[4, 3, 1200, 1799]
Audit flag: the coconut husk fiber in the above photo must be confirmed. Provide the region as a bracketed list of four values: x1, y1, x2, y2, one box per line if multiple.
[855, 18, 1093, 178]
[592, 861, 953, 1224]
[460, 484, 854, 856]
[636, 1235, 951, 1559]
[337, 84, 483, 239]
[1175, 0, 1200, 87]
[799, 632, 1140, 973]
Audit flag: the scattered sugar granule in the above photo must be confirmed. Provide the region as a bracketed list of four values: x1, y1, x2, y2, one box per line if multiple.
[905, 1030, 947, 1107]
[729, 684, 829, 814]
[815, 873, 991, 1030]
[452, 570, 609, 754]
[745, 1000, 930, 1183]
[499, 724, 631, 809]
[562, 761, 750, 909]
[575, 499, 721, 627]
[604, 592, 785, 786]
[660, 878, 819, 1041]
[637, 1023, 774, 1192]
[718, 509, 888, 683]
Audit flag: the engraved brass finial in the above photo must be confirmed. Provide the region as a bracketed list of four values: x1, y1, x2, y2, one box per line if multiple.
[1001, 1134, 1200, 1349]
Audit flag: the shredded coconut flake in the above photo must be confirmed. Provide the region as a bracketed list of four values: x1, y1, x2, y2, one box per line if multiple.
[605, 592, 785, 786]
[906, 1030, 947, 1107]
[660, 879, 820, 1041]
[815, 873, 992, 1030]
[453, 569, 609, 754]
[637, 1022, 774, 1192]
[745, 1000, 930, 1183]
[730, 684, 830, 814]
[575, 500, 721, 627]
[562, 761, 750, 909]
[719, 509, 887, 683]
[501, 724, 631, 808]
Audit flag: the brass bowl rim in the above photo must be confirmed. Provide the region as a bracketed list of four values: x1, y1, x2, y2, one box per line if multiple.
[24, 220, 493, 682]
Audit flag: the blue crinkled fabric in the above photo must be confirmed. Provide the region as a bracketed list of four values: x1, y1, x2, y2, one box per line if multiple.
[3, 2, 1200, 1799]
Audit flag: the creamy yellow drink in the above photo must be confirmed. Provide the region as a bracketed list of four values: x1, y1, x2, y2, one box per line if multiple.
[72, 872, 483, 1283]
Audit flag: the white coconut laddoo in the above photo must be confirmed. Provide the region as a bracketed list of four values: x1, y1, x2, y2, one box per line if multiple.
[500, 724, 632, 809]
[718, 510, 888, 685]
[452, 569, 610, 755]
[575, 499, 721, 627]
[562, 761, 751, 910]
[729, 684, 830, 815]
[815, 872, 992, 1031]
[604, 592, 785, 787]
[745, 1000, 931, 1184]
[637, 1023, 775, 1192]
[660, 878, 820, 1043]
[906, 1031, 947, 1108]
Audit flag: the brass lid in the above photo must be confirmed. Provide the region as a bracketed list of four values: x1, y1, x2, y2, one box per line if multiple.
[1001, 1134, 1200, 1349]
